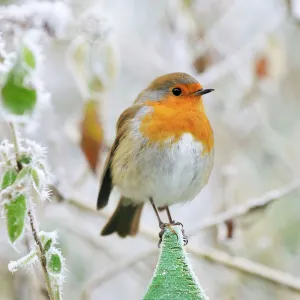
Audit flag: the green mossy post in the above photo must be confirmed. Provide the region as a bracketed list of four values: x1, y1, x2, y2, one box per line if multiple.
[144, 225, 208, 300]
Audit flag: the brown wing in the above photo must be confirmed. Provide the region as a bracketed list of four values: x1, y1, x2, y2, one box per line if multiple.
[96, 104, 143, 210]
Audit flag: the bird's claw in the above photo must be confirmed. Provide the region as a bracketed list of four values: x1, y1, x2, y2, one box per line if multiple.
[158, 222, 168, 247]
[157, 221, 188, 247]
[171, 221, 183, 228]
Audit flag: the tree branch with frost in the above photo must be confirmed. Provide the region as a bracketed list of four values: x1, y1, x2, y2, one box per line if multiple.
[59, 192, 300, 293]
[81, 249, 156, 300]
[189, 178, 300, 236]
[0, 33, 66, 300]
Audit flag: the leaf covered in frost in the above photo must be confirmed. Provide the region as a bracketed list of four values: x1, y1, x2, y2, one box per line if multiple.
[1, 43, 37, 116]
[1, 68, 37, 115]
[1, 168, 17, 189]
[47, 253, 62, 274]
[5, 194, 27, 244]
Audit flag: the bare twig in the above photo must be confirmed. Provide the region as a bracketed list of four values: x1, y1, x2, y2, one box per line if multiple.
[62, 221, 115, 259]
[55, 187, 300, 293]
[189, 247, 300, 292]
[65, 178, 300, 238]
[189, 179, 300, 236]
[131, 228, 300, 293]
[9, 122, 56, 300]
[81, 249, 156, 300]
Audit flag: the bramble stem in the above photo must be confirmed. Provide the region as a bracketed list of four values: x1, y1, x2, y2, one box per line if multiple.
[9, 122, 56, 300]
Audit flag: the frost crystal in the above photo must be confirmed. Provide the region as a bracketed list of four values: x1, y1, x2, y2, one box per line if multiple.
[0, 139, 52, 206]
[8, 247, 38, 272]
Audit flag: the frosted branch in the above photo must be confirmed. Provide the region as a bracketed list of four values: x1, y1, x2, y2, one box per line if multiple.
[189, 178, 300, 236]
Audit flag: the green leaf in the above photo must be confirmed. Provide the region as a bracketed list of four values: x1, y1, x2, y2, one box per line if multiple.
[47, 253, 62, 274]
[1, 168, 17, 189]
[19, 154, 32, 165]
[1, 68, 37, 115]
[22, 46, 36, 69]
[31, 168, 39, 188]
[16, 166, 30, 181]
[144, 226, 208, 300]
[44, 239, 52, 252]
[5, 194, 27, 244]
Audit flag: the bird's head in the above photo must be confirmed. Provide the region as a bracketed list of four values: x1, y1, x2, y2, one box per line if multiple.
[136, 72, 214, 104]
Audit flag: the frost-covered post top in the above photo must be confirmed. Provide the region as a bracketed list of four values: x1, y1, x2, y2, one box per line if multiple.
[144, 226, 209, 300]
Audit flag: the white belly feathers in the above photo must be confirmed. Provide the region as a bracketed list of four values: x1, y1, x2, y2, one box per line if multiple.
[111, 130, 214, 207]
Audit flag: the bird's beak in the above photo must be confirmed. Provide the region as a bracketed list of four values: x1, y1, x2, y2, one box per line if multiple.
[194, 88, 214, 96]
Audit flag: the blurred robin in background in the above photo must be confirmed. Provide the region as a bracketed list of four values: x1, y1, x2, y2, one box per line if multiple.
[97, 72, 214, 245]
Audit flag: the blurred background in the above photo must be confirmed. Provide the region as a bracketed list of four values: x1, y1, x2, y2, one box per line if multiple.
[1, 0, 300, 299]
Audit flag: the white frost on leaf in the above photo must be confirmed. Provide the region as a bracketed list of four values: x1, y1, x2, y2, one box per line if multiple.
[8, 247, 38, 272]
[0, 138, 53, 208]
[40, 230, 59, 246]
[0, 32, 51, 124]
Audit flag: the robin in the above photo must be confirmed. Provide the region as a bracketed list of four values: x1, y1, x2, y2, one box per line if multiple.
[97, 72, 214, 245]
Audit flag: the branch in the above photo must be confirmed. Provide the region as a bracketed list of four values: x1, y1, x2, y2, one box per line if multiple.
[54, 190, 300, 293]
[188, 247, 300, 292]
[9, 122, 56, 300]
[189, 179, 300, 236]
[27, 199, 55, 300]
[137, 228, 300, 293]
[81, 249, 156, 300]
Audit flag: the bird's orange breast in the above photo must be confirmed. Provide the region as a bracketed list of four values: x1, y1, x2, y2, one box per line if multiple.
[139, 96, 214, 154]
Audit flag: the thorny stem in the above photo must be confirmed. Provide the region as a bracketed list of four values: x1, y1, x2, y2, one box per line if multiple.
[9, 122, 56, 300]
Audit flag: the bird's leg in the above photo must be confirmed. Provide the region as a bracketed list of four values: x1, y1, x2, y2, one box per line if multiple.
[150, 198, 168, 247]
[150, 198, 165, 228]
[165, 206, 188, 246]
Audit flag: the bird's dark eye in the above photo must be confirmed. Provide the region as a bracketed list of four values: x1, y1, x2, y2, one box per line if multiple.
[172, 88, 182, 96]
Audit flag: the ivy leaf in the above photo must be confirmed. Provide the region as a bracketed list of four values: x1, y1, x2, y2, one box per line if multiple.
[47, 253, 62, 274]
[1, 168, 17, 189]
[80, 99, 104, 173]
[5, 194, 27, 244]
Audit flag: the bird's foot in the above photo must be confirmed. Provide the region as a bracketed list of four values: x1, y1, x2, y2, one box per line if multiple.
[157, 221, 188, 247]
[158, 222, 168, 247]
[171, 221, 188, 246]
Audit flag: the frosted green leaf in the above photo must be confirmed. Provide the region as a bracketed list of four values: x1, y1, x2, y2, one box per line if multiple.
[144, 226, 208, 300]
[22, 46, 36, 69]
[5, 194, 27, 244]
[1, 69, 37, 115]
[44, 238, 52, 252]
[48, 253, 62, 274]
[16, 166, 30, 181]
[31, 168, 39, 189]
[19, 154, 32, 165]
[1, 168, 17, 189]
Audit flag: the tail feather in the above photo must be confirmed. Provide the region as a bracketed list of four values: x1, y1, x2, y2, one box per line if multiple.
[101, 198, 143, 237]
